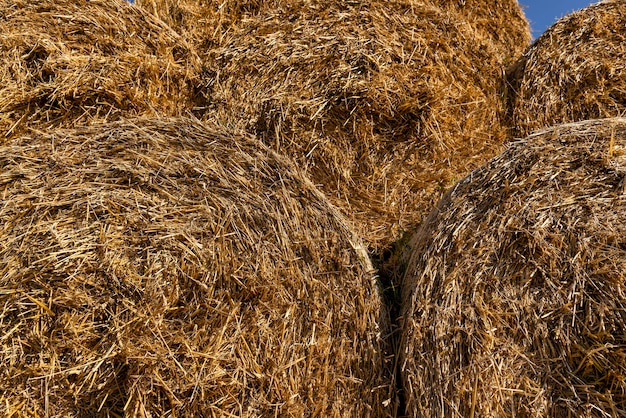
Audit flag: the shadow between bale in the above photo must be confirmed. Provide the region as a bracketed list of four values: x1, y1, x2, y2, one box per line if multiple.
[191, 0, 521, 253]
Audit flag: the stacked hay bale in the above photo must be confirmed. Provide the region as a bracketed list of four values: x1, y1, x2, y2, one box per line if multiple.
[191, 0, 529, 252]
[509, 1, 626, 137]
[0, 119, 394, 417]
[135, 0, 531, 64]
[400, 118, 626, 417]
[429, 0, 530, 63]
[135, 0, 267, 38]
[0, 0, 203, 140]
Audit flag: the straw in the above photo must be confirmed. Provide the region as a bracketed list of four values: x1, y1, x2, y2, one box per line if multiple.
[189, 0, 529, 251]
[0, 0, 204, 141]
[0, 117, 394, 417]
[509, 1, 626, 137]
[401, 118, 626, 417]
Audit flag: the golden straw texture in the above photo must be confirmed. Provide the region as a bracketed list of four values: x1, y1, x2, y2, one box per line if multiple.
[0, 118, 394, 417]
[0, 0, 203, 140]
[401, 118, 626, 417]
[135, 0, 272, 38]
[428, 0, 530, 63]
[194, 0, 515, 251]
[509, 1, 626, 137]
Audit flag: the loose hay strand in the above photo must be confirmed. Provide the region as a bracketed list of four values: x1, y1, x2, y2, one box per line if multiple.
[0, 0, 204, 141]
[509, 1, 626, 137]
[425, 0, 530, 64]
[0, 118, 394, 417]
[185, 0, 529, 251]
[401, 118, 626, 417]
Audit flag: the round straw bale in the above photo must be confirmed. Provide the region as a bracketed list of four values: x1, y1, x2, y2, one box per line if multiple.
[0, 0, 203, 140]
[0, 118, 393, 417]
[427, 0, 531, 63]
[136, 0, 531, 64]
[135, 0, 268, 36]
[198, 1, 512, 251]
[400, 118, 626, 417]
[509, 1, 626, 137]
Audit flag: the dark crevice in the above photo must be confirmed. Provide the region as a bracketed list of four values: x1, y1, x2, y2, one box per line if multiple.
[372, 232, 414, 418]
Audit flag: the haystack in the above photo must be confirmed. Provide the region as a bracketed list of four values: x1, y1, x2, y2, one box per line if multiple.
[135, 0, 530, 64]
[135, 0, 266, 38]
[400, 118, 626, 417]
[428, 0, 530, 63]
[0, 0, 203, 140]
[0, 118, 394, 417]
[193, 0, 516, 252]
[509, 1, 626, 137]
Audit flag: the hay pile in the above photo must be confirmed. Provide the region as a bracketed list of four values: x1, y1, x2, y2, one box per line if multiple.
[135, 0, 530, 64]
[0, 0, 203, 140]
[509, 1, 626, 137]
[400, 118, 626, 417]
[428, 0, 530, 63]
[135, 0, 267, 38]
[0, 118, 394, 417]
[134, 0, 214, 42]
[196, 0, 519, 251]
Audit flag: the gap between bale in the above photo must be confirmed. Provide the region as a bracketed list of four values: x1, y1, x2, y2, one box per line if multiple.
[400, 118, 626, 417]
[132, 2, 530, 411]
[0, 118, 395, 417]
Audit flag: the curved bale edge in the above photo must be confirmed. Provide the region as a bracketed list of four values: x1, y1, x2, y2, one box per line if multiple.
[508, 1, 626, 137]
[0, 0, 204, 141]
[400, 118, 626, 417]
[194, 0, 515, 252]
[0, 118, 394, 417]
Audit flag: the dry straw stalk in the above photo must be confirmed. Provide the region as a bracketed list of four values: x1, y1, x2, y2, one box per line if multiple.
[0, 118, 394, 417]
[400, 118, 626, 417]
[0, 0, 204, 141]
[509, 0, 626, 137]
[136, 0, 270, 40]
[185, 0, 528, 251]
[136, 0, 530, 65]
[426, 0, 530, 64]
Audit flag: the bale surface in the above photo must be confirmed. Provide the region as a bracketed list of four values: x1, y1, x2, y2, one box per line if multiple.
[0, 118, 394, 417]
[136, 0, 530, 64]
[136, 0, 270, 37]
[197, 0, 512, 251]
[509, 1, 626, 137]
[428, 0, 530, 63]
[400, 118, 626, 417]
[0, 0, 203, 140]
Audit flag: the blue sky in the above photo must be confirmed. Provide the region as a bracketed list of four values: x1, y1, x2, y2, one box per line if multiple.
[519, 0, 598, 38]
